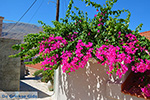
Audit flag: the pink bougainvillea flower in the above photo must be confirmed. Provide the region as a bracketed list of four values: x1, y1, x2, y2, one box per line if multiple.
[99, 19, 102, 21]
[21, 47, 24, 50]
[97, 30, 100, 33]
[98, 23, 101, 26]
[74, 32, 78, 34]
[60, 40, 94, 73]
[118, 31, 121, 38]
[141, 84, 150, 97]
[116, 69, 122, 78]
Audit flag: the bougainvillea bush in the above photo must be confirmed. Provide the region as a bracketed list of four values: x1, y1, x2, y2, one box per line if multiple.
[10, 0, 150, 97]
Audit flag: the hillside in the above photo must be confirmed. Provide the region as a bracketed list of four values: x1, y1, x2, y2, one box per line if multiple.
[2, 23, 43, 40]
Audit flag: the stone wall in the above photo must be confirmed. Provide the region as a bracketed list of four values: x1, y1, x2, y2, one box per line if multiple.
[0, 37, 21, 91]
[52, 58, 144, 100]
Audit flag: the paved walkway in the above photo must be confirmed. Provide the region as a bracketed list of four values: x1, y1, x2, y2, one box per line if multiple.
[20, 67, 54, 100]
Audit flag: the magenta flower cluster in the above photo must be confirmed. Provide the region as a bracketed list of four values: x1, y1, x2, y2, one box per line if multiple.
[39, 33, 150, 79]
[67, 32, 78, 41]
[39, 36, 68, 70]
[95, 45, 129, 78]
[123, 33, 150, 73]
[39, 25, 150, 79]
[61, 39, 93, 73]
[141, 84, 150, 97]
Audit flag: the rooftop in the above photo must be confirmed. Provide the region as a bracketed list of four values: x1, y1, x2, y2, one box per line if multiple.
[139, 31, 150, 40]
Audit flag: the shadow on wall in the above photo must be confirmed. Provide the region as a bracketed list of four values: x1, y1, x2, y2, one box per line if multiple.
[58, 60, 110, 100]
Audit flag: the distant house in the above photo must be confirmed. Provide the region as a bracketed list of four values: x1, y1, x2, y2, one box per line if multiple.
[26, 63, 42, 70]
[25, 55, 42, 70]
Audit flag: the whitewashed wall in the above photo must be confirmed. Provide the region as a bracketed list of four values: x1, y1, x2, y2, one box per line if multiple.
[52, 58, 144, 100]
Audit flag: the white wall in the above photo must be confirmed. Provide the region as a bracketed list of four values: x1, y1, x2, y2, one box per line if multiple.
[52, 58, 144, 100]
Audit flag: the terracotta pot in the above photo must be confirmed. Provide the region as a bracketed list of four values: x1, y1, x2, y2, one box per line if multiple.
[121, 71, 150, 100]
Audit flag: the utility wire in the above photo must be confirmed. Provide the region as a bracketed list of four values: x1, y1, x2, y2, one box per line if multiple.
[28, 0, 44, 23]
[64, 0, 68, 16]
[6, 0, 38, 33]
[48, 0, 56, 4]
[19, 0, 44, 34]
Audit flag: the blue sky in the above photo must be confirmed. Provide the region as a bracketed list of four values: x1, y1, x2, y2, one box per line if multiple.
[0, 0, 150, 32]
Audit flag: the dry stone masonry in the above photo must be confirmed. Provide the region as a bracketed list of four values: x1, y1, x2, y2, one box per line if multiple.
[0, 37, 21, 91]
